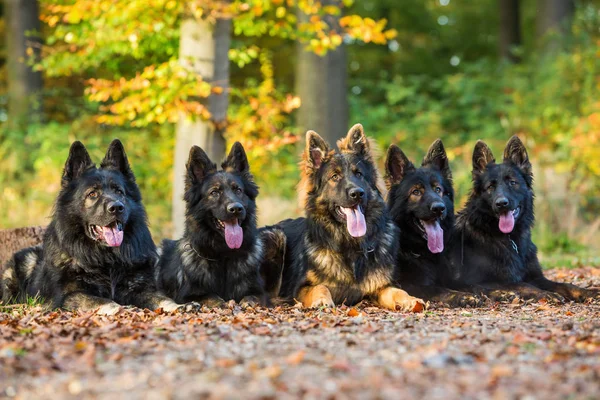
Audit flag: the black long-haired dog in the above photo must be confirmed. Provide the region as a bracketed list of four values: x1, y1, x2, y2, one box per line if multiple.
[385, 140, 482, 307]
[156, 143, 285, 306]
[449, 136, 599, 302]
[1, 140, 179, 314]
[275, 125, 424, 311]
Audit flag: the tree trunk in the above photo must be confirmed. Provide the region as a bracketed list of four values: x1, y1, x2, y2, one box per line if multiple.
[295, 0, 348, 146]
[536, 0, 574, 52]
[498, 0, 521, 63]
[0, 226, 45, 266]
[5, 0, 43, 127]
[171, 14, 230, 239]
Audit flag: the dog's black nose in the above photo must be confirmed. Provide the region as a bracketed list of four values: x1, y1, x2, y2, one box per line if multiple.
[431, 202, 446, 216]
[495, 197, 509, 209]
[348, 187, 365, 200]
[107, 201, 125, 215]
[227, 202, 244, 215]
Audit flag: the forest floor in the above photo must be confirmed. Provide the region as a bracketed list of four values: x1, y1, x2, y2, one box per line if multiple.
[1, 267, 599, 400]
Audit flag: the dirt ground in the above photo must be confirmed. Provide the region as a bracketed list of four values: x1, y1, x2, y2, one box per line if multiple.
[1, 267, 599, 400]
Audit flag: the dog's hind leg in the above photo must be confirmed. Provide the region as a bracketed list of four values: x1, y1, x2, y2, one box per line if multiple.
[258, 228, 286, 299]
[469, 282, 565, 304]
[402, 284, 485, 308]
[136, 291, 183, 312]
[528, 277, 599, 302]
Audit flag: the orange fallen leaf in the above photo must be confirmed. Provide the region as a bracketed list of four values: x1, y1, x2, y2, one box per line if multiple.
[285, 350, 306, 365]
[215, 358, 237, 368]
[347, 308, 360, 317]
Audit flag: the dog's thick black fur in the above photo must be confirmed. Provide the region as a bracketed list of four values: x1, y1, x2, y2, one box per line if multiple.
[156, 143, 285, 306]
[385, 140, 482, 307]
[1, 140, 179, 314]
[275, 125, 424, 311]
[448, 136, 599, 303]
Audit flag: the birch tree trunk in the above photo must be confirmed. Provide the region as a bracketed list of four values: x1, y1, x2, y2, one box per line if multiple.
[172, 13, 231, 238]
[295, 0, 348, 145]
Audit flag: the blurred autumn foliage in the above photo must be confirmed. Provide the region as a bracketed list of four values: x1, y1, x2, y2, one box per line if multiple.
[0, 0, 599, 264]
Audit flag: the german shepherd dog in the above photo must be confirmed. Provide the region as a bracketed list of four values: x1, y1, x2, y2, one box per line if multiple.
[449, 136, 599, 302]
[276, 125, 424, 311]
[156, 143, 285, 306]
[385, 140, 482, 307]
[1, 140, 179, 314]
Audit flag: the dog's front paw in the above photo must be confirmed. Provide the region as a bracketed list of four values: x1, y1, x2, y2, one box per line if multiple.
[565, 287, 599, 303]
[96, 303, 122, 316]
[201, 296, 226, 308]
[240, 296, 261, 308]
[447, 291, 486, 308]
[537, 291, 566, 304]
[378, 287, 425, 312]
[157, 300, 184, 313]
[181, 301, 203, 312]
[300, 285, 335, 308]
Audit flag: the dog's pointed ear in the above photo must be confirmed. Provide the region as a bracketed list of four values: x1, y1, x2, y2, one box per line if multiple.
[338, 123, 370, 157]
[62, 141, 94, 187]
[422, 139, 452, 182]
[101, 139, 135, 181]
[222, 142, 250, 175]
[472, 140, 495, 174]
[305, 130, 330, 172]
[385, 144, 415, 188]
[186, 145, 217, 186]
[503, 135, 532, 186]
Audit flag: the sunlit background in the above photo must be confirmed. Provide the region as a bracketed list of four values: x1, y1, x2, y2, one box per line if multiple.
[1, 0, 599, 267]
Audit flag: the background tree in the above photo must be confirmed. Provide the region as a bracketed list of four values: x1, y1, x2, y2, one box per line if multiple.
[295, 0, 348, 144]
[499, 0, 521, 62]
[5, 0, 43, 127]
[536, 0, 574, 51]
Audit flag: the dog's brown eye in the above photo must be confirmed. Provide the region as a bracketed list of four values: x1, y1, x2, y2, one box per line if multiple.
[434, 187, 442, 194]
[235, 188, 243, 195]
[115, 189, 124, 195]
[88, 191, 98, 199]
[355, 171, 362, 178]
[331, 174, 340, 182]
[509, 180, 517, 186]
[412, 189, 422, 196]
[210, 190, 219, 197]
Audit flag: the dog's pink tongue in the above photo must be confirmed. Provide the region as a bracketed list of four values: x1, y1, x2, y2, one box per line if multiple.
[341, 206, 367, 238]
[224, 220, 243, 249]
[423, 220, 444, 253]
[102, 226, 123, 247]
[499, 212, 515, 233]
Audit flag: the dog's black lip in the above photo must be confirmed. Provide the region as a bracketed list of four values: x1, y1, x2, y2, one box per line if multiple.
[414, 218, 441, 241]
[88, 221, 124, 242]
[512, 207, 521, 218]
[213, 217, 242, 231]
[497, 206, 521, 219]
[335, 204, 363, 220]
